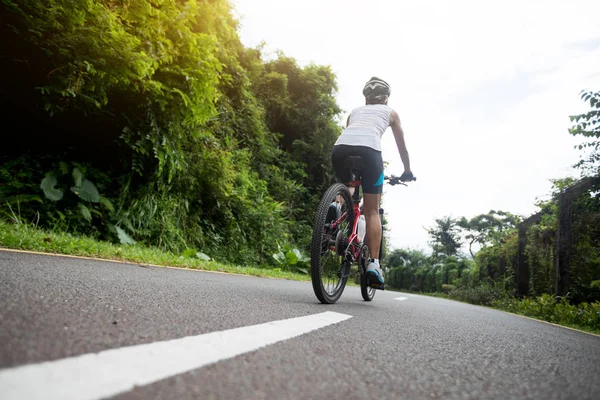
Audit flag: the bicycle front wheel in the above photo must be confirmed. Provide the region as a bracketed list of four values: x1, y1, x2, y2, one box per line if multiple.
[310, 183, 354, 304]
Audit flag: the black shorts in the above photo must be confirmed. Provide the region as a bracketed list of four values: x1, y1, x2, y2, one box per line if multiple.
[331, 145, 384, 194]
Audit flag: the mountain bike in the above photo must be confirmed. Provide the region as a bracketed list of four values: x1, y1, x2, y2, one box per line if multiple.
[310, 156, 415, 304]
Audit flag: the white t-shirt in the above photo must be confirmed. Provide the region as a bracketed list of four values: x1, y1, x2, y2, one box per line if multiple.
[334, 104, 393, 151]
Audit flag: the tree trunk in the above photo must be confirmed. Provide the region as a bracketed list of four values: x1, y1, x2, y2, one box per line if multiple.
[469, 240, 475, 259]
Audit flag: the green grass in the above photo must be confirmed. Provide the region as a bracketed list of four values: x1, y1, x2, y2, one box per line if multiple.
[0, 220, 311, 281]
[492, 295, 600, 335]
[410, 288, 600, 335]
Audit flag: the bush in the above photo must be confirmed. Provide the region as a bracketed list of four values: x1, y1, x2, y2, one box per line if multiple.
[0, 0, 342, 267]
[494, 294, 600, 333]
[446, 284, 507, 306]
[441, 284, 456, 294]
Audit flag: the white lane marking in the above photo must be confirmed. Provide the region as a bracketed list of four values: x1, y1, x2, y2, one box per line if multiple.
[0, 311, 352, 400]
[394, 297, 409, 301]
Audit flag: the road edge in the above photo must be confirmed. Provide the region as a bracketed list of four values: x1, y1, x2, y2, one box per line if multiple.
[0, 247, 293, 281]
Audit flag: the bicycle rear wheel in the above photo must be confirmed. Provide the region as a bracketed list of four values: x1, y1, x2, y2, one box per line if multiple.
[310, 183, 354, 304]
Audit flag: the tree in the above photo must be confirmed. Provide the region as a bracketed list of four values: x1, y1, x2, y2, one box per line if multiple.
[252, 54, 342, 232]
[457, 210, 521, 258]
[384, 249, 433, 291]
[0, 0, 344, 266]
[569, 90, 600, 176]
[426, 217, 462, 258]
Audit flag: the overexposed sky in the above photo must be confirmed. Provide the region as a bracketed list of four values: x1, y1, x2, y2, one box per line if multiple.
[232, 0, 600, 253]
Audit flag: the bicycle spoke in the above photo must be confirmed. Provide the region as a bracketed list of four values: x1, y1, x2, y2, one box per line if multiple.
[318, 212, 351, 296]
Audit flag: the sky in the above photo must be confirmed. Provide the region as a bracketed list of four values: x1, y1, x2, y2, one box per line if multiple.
[231, 0, 600, 253]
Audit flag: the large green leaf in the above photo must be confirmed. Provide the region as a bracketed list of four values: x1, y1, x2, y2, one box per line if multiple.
[297, 250, 310, 263]
[76, 179, 100, 203]
[72, 167, 83, 188]
[58, 162, 69, 175]
[40, 174, 63, 201]
[78, 203, 92, 222]
[182, 248, 197, 258]
[285, 249, 299, 265]
[115, 226, 136, 245]
[273, 252, 285, 264]
[196, 252, 211, 261]
[99, 196, 115, 212]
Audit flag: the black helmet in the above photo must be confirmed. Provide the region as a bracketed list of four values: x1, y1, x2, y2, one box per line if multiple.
[363, 77, 391, 101]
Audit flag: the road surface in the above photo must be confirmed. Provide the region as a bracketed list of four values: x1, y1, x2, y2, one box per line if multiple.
[1, 250, 599, 399]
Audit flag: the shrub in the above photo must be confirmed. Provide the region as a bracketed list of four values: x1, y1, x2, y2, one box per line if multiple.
[441, 284, 456, 294]
[493, 294, 600, 333]
[447, 284, 506, 306]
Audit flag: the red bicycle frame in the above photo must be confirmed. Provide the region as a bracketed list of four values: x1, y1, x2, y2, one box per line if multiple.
[329, 179, 363, 261]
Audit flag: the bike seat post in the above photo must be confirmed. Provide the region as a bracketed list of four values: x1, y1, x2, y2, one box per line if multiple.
[352, 181, 361, 203]
[343, 156, 364, 204]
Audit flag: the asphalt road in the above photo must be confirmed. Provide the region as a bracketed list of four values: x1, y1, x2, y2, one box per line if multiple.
[1, 249, 599, 400]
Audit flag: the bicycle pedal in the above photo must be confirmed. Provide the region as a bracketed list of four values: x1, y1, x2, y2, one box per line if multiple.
[369, 282, 385, 291]
[367, 275, 385, 290]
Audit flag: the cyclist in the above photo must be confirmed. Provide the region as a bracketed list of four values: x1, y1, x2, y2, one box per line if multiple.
[331, 77, 414, 289]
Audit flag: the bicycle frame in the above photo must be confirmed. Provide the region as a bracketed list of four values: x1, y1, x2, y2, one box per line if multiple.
[311, 172, 410, 302]
[329, 179, 364, 262]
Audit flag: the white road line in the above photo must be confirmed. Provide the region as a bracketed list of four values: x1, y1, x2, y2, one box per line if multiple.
[394, 297, 409, 301]
[0, 311, 352, 400]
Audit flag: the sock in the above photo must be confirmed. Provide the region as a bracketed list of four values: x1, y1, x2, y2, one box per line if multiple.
[369, 258, 380, 266]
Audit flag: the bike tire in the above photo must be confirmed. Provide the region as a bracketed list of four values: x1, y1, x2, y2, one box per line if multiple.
[310, 183, 354, 304]
[359, 245, 376, 301]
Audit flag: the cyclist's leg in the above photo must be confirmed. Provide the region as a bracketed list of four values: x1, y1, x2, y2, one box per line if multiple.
[363, 193, 382, 259]
[358, 146, 385, 287]
[360, 147, 384, 258]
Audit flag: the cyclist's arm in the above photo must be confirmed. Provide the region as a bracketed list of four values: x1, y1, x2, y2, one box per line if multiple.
[390, 110, 412, 173]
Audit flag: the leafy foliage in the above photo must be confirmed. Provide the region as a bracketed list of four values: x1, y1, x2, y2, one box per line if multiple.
[447, 283, 507, 306]
[457, 210, 521, 258]
[569, 90, 600, 176]
[426, 217, 462, 258]
[0, 0, 342, 267]
[0, 220, 310, 281]
[272, 244, 310, 274]
[494, 295, 600, 333]
[40, 175, 64, 201]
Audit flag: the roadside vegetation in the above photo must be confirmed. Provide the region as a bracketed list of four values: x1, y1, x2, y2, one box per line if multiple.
[1, 1, 598, 333]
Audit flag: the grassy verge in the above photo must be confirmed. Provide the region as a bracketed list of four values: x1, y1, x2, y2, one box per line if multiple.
[492, 295, 600, 335]
[0, 220, 311, 281]
[408, 287, 600, 335]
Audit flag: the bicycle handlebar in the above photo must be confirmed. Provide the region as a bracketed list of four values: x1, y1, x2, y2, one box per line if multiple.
[385, 175, 417, 186]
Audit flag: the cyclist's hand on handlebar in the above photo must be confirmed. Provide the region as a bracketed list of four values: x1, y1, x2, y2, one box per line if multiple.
[400, 171, 416, 182]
